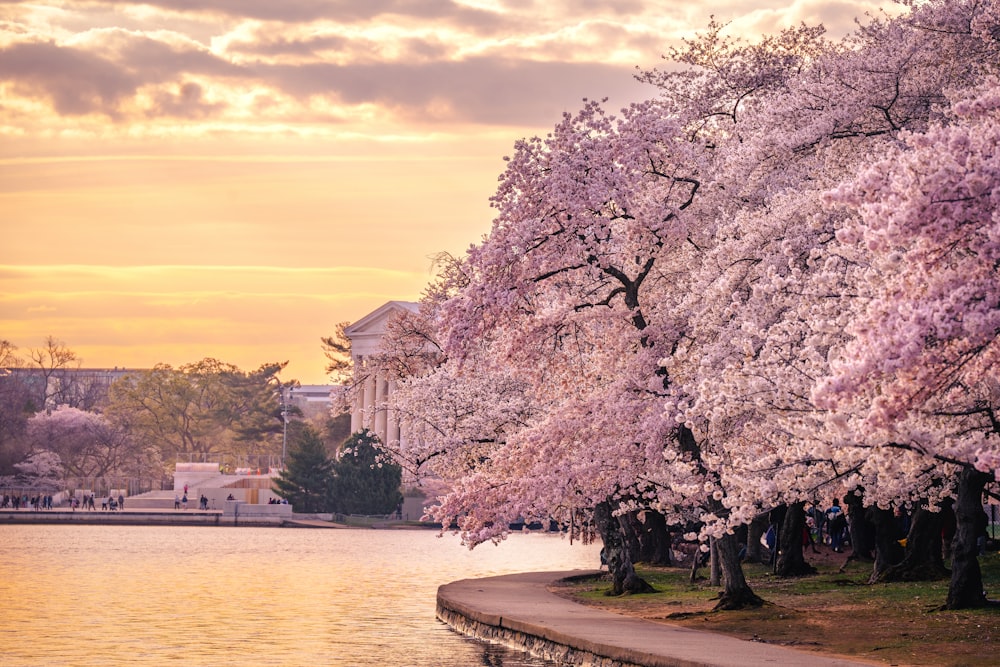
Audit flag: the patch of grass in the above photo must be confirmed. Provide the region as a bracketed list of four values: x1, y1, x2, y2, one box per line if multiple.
[553, 549, 1000, 666]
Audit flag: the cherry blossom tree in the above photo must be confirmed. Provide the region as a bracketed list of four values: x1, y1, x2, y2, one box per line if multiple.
[26, 405, 142, 479]
[371, 0, 1000, 610]
[816, 79, 1000, 608]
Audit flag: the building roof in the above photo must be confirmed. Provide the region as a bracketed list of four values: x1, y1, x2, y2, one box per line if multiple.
[343, 301, 419, 357]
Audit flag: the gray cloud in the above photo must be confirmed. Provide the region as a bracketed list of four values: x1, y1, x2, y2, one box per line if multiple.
[0, 0, 511, 28]
[0, 41, 141, 116]
[225, 32, 352, 58]
[148, 81, 226, 118]
[1, 25, 650, 126]
[0, 34, 245, 117]
[261, 56, 650, 126]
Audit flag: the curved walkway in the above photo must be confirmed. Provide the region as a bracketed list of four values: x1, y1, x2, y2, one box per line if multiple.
[437, 571, 878, 667]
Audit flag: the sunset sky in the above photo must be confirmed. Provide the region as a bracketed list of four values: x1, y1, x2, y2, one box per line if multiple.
[1, 0, 898, 385]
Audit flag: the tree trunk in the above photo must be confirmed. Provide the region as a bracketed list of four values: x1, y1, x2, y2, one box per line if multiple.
[845, 493, 875, 562]
[776, 502, 816, 577]
[713, 531, 764, 610]
[743, 513, 769, 564]
[594, 501, 654, 595]
[867, 506, 900, 582]
[619, 510, 643, 563]
[636, 510, 673, 565]
[709, 537, 721, 586]
[874, 507, 947, 583]
[945, 467, 990, 609]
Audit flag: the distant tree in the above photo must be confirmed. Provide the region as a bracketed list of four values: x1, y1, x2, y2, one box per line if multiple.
[320, 322, 353, 384]
[274, 422, 335, 513]
[26, 405, 149, 479]
[0, 450, 64, 493]
[104, 358, 287, 475]
[324, 412, 352, 449]
[329, 430, 402, 516]
[25, 336, 81, 411]
[0, 340, 30, 474]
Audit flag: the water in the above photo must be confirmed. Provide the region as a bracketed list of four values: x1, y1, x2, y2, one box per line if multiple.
[0, 525, 602, 666]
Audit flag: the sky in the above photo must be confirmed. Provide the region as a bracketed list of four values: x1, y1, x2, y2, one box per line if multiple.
[0, 0, 900, 385]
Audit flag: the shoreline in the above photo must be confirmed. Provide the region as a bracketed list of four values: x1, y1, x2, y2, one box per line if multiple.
[436, 571, 877, 667]
[0, 507, 443, 529]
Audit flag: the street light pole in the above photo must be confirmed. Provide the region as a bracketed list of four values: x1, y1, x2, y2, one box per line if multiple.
[280, 386, 289, 469]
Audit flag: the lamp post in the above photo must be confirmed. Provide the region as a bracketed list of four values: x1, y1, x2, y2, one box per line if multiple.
[281, 386, 290, 469]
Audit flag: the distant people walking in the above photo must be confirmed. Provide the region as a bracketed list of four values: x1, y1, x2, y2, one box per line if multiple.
[827, 501, 847, 553]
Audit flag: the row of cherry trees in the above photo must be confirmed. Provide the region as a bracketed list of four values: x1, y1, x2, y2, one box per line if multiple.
[356, 0, 1000, 609]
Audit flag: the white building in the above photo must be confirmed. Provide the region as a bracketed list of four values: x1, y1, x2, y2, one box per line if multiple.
[342, 300, 419, 445]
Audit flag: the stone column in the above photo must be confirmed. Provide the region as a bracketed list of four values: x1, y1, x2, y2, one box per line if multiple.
[350, 355, 365, 434]
[362, 373, 376, 433]
[387, 379, 401, 445]
[375, 375, 388, 442]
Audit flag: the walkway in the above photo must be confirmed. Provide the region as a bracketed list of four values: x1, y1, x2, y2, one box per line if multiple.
[437, 571, 879, 667]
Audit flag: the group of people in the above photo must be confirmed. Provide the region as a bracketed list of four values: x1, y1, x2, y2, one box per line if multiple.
[71, 493, 126, 511]
[811, 501, 850, 553]
[763, 501, 853, 556]
[173, 492, 211, 510]
[1, 493, 54, 510]
[1, 492, 125, 511]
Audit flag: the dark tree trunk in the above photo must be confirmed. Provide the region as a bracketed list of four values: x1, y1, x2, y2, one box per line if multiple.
[713, 531, 764, 610]
[594, 501, 654, 595]
[945, 467, 990, 609]
[874, 507, 947, 583]
[743, 513, 769, 564]
[845, 493, 875, 562]
[709, 537, 721, 586]
[776, 502, 816, 577]
[868, 506, 900, 582]
[619, 510, 643, 563]
[636, 510, 673, 565]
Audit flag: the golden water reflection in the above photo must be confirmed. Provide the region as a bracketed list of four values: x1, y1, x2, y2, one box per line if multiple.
[0, 525, 602, 666]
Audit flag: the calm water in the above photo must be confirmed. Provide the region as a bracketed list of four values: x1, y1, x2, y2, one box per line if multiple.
[0, 525, 602, 666]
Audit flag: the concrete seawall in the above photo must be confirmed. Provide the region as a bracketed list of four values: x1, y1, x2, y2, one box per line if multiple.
[436, 571, 876, 667]
[0, 508, 281, 527]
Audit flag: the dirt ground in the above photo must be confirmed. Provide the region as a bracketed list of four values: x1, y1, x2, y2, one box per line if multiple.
[551, 546, 1000, 667]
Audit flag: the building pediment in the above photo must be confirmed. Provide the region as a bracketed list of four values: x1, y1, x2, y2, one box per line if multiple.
[344, 301, 419, 357]
[344, 301, 418, 336]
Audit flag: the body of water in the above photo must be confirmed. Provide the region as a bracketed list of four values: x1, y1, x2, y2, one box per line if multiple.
[0, 524, 602, 666]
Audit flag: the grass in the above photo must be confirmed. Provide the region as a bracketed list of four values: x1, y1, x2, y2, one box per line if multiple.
[553, 548, 1000, 666]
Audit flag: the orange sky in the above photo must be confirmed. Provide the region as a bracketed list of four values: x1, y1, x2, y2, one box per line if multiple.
[0, 0, 898, 385]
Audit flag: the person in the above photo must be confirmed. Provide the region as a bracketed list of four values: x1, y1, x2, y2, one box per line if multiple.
[226, 493, 234, 501]
[828, 501, 847, 553]
[174, 494, 181, 510]
[181, 493, 188, 510]
[118, 493, 125, 510]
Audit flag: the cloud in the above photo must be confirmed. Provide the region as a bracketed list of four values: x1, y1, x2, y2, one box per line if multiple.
[260, 56, 648, 125]
[0, 23, 648, 128]
[148, 81, 225, 118]
[0, 41, 141, 116]
[1, 0, 508, 26]
[0, 30, 244, 118]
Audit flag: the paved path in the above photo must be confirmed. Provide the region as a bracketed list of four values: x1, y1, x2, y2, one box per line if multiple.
[437, 571, 879, 667]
